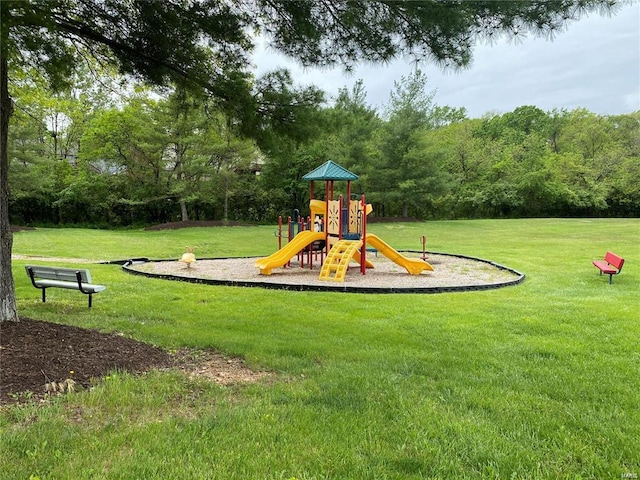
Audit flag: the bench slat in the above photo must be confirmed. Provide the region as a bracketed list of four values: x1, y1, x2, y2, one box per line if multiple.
[603, 251, 625, 271]
[25, 265, 91, 283]
[33, 279, 106, 293]
[592, 260, 618, 274]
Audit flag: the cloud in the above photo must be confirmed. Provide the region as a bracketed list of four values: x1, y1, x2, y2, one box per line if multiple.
[253, 3, 639, 118]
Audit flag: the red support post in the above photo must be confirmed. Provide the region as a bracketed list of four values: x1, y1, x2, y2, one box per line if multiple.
[277, 216, 283, 250]
[360, 194, 367, 275]
[286, 215, 292, 268]
[338, 194, 343, 240]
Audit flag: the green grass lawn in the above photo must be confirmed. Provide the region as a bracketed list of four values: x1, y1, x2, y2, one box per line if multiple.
[2, 219, 639, 479]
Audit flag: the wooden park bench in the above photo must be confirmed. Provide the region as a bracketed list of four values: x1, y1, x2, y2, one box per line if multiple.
[592, 251, 625, 284]
[25, 265, 106, 307]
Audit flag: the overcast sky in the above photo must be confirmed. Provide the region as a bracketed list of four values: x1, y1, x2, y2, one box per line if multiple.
[253, 2, 639, 118]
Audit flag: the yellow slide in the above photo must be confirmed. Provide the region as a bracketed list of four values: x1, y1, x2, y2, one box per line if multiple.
[366, 234, 433, 275]
[255, 231, 325, 275]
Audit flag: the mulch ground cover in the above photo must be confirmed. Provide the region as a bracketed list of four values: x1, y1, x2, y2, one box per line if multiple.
[0, 318, 175, 405]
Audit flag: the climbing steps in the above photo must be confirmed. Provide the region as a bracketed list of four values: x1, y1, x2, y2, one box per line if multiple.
[318, 240, 363, 282]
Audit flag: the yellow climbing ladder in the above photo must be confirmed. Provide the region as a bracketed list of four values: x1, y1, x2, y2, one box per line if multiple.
[318, 240, 363, 282]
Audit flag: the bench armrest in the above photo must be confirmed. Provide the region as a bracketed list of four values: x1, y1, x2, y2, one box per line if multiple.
[75, 271, 93, 294]
[26, 266, 39, 289]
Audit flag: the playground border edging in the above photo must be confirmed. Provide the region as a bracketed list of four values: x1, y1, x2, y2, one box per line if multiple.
[121, 251, 525, 294]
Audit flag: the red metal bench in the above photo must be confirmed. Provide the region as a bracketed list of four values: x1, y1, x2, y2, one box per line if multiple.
[592, 251, 625, 284]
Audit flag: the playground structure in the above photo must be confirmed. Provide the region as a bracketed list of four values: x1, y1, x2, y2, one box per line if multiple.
[255, 161, 434, 282]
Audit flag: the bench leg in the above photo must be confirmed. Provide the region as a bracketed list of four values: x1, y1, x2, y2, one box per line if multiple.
[609, 274, 613, 284]
[41, 288, 46, 303]
[88, 293, 93, 308]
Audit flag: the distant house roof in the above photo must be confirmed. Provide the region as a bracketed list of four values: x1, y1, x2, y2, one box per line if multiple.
[302, 161, 359, 181]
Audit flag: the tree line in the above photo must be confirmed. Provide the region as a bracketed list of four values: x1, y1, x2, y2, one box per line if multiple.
[9, 68, 639, 226]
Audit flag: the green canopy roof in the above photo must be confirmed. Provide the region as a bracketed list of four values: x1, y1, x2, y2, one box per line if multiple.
[302, 161, 358, 181]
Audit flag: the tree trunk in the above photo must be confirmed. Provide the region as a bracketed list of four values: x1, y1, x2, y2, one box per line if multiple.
[222, 158, 229, 223]
[180, 200, 189, 221]
[0, 13, 19, 322]
[223, 184, 229, 224]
